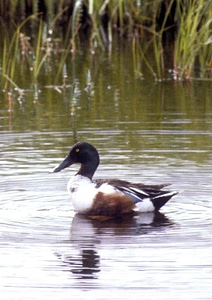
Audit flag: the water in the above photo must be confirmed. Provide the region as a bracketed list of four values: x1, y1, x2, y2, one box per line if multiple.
[0, 43, 212, 299]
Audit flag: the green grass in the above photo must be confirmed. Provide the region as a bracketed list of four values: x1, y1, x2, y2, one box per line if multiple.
[0, 0, 211, 89]
[173, 0, 212, 80]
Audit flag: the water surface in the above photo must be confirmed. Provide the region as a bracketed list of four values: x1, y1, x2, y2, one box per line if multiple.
[0, 44, 212, 299]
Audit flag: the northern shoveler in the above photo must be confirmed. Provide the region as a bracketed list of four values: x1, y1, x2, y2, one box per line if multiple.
[53, 142, 178, 217]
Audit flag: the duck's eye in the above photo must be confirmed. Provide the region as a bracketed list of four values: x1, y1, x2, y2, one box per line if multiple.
[75, 148, 80, 153]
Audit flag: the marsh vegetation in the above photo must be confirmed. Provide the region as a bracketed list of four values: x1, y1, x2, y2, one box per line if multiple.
[0, 0, 211, 100]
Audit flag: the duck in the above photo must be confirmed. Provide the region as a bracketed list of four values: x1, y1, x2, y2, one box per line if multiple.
[53, 142, 178, 217]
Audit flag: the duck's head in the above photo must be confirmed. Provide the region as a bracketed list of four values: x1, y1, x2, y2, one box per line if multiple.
[53, 142, 100, 179]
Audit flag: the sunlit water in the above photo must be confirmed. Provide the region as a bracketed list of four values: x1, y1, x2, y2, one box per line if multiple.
[1, 44, 212, 299]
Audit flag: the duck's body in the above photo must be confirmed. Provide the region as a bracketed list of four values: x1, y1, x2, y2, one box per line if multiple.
[54, 142, 178, 217]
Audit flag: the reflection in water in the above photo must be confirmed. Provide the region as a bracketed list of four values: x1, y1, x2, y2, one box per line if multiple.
[71, 212, 173, 238]
[55, 248, 100, 279]
[55, 212, 173, 279]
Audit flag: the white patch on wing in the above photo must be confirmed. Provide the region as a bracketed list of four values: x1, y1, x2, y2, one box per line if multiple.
[134, 198, 155, 212]
[67, 175, 96, 213]
[153, 191, 177, 199]
[130, 187, 149, 196]
[97, 183, 117, 194]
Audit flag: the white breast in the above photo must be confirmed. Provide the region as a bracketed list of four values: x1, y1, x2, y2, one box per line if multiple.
[67, 175, 97, 213]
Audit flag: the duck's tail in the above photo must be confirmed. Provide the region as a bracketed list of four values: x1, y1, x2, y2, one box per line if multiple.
[151, 191, 178, 211]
